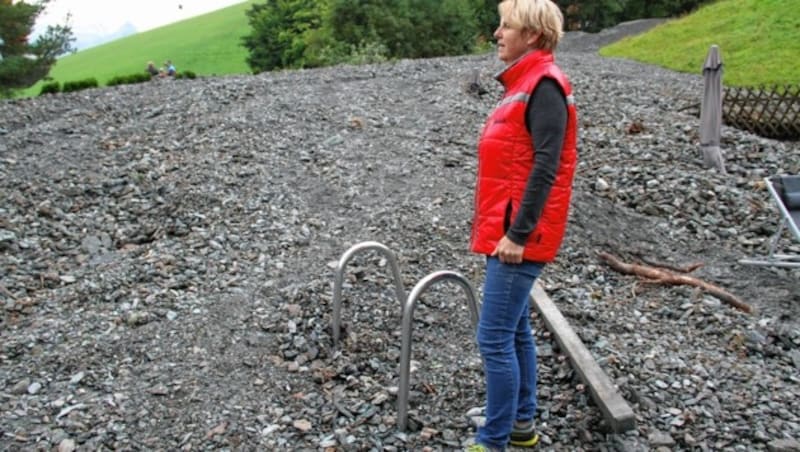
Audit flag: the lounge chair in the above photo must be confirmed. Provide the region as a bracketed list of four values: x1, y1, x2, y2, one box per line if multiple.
[740, 175, 800, 268]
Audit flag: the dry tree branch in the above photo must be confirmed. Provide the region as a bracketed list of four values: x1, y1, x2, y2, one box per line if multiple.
[597, 251, 753, 314]
[636, 255, 704, 273]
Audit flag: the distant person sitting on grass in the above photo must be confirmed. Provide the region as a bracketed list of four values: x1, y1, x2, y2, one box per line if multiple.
[164, 60, 176, 76]
[145, 61, 160, 78]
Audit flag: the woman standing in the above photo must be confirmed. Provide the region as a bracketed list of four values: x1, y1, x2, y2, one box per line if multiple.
[468, 0, 577, 450]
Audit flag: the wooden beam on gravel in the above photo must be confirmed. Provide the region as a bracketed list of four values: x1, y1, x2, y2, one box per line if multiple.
[530, 282, 636, 433]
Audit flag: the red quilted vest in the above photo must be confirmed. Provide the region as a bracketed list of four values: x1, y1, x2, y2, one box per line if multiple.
[470, 50, 578, 263]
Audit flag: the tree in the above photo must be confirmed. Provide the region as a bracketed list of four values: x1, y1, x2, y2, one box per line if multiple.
[0, 0, 75, 97]
[325, 0, 480, 60]
[474, 0, 499, 44]
[404, 0, 481, 58]
[242, 0, 323, 73]
[556, 0, 714, 32]
[557, 0, 624, 32]
[325, 0, 408, 56]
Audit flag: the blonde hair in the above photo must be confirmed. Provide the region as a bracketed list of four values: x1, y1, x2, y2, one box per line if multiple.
[498, 0, 564, 51]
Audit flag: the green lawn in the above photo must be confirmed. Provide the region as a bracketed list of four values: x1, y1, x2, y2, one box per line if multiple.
[22, 0, 257, 97]
[600, 0, 799, 87]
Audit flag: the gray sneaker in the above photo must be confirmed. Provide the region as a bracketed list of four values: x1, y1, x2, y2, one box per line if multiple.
[509, 420, 539, 448]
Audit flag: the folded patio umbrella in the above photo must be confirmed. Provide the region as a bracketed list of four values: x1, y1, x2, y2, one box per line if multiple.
[699, 44, 725, 173]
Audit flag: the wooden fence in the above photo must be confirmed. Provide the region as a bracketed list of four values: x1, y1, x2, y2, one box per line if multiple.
[723, 85, 800, 140]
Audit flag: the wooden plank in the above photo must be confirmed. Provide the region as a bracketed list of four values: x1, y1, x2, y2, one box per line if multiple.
[530, 282, 636, 433]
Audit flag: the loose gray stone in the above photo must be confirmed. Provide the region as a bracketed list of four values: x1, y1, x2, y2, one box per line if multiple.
[58, 438, 77, 452]
[649, 431, 676, 447]
[27, 381, 42, 395]
[768, 439, 800, 452]
[0, 19, 797, 452]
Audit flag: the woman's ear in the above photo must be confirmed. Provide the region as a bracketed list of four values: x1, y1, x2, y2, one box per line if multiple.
[525, 31, 542, 48]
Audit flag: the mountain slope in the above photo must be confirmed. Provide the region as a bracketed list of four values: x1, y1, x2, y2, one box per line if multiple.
[23, 0, 256, 96]
[600, 0, 799, 86]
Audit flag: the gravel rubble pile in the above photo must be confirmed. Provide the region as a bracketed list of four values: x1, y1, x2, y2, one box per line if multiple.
[2, 30, 799, 451]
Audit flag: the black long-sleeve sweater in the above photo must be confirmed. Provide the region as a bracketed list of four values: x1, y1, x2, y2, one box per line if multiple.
[505, 77, 568, 246]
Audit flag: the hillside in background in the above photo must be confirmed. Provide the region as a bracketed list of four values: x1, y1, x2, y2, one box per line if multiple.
[22, 0, 256, 97]
[20, 0, 798, 97]
[600, 0, 799, 86]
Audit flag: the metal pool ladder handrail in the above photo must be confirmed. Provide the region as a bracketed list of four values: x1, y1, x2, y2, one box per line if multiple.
[397, 270, 479, 431]
[331, 241, 406, 346]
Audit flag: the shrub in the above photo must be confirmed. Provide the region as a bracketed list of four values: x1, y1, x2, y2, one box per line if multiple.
[106, 75, 127, 86]
[62, 78, 99, 93]
[131, 73, 153, 83]
[107, 73, 152, 86]
[39, 81, 61, 95]
[175, 70, 196, 79]
[345, 41, 388, 65]
[312, 40, 388, 67]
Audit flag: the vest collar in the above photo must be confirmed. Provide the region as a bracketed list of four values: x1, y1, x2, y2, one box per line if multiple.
[495, 49, 554, 88]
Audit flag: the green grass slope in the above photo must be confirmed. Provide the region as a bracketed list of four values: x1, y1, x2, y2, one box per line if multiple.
[600, 0, 799, 87]
[24, 0, 256, 96]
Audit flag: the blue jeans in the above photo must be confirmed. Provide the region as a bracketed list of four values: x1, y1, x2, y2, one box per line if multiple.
[475, 257, 544, 449]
